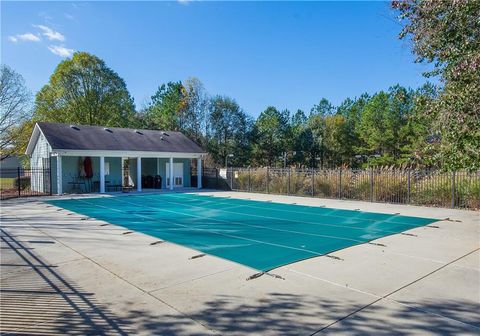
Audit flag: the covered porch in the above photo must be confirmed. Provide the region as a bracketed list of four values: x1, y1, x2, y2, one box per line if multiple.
[50, 151, 203, 195]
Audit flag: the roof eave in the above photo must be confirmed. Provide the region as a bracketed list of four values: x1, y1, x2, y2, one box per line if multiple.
[50, 149, 207, 158]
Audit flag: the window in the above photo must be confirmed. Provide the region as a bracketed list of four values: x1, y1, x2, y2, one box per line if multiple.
[105, 162, 110, 175]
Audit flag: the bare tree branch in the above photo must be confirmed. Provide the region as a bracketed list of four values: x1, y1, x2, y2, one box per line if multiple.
[0, 65, 32, 160]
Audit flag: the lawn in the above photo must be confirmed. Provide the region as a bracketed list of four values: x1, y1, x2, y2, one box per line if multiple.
[0, 177, 15, 191]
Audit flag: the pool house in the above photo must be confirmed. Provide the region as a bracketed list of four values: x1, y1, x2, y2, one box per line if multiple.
[26, 122, 206, 195]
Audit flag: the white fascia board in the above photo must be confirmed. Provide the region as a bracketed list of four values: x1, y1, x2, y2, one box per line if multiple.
[25, 123, 53, 156]
[50, 149, 206, 158]
[25, 124, 40, 156]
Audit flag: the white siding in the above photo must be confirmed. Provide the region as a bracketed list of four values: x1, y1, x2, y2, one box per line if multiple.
[30, 133, 52, 192]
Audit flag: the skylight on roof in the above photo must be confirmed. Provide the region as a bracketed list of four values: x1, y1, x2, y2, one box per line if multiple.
[103, 127, 113, 133]
[69, 125, 80, 131]
[134, 130, 143, 135]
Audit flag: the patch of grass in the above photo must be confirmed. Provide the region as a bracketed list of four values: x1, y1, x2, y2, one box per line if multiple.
[0, 177, 15, 191]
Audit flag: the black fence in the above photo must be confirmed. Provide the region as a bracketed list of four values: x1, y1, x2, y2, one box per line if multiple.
[191, 167, 230, 190]
[214, 167, 480, 210]
[0, 168, 52, 200]
[3, 165, 478, 210]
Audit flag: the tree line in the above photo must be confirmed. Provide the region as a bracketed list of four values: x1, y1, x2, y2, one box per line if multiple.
[0, 57, 440, 169]
[1, 0, 478, 171]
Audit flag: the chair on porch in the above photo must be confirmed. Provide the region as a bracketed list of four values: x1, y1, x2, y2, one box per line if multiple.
[92, 172, 112, 193]
[154, 175, 162, 189]
[106, 178, 122, 192]
[141, 175, 154, 189]
[67, 174, 87, 193]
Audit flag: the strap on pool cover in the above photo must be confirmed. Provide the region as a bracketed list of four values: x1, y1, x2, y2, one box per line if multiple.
[246, 272, 285, 281]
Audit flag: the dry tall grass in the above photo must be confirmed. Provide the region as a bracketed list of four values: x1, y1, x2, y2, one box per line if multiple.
[229, 167, 479, 209]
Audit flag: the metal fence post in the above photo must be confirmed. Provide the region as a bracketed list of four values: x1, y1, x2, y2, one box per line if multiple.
[215, 168, 219, 189]
[248, 168, 251, 192]
[17, 167, 21, 197]
[230, 168, 234, 190]
[339, 169, 342, 199]
[370, 168, 374, 202]
[49, 167, 53, 195]
[287, 169, 290, 195]
[407, 170, 411, 204]
[266, 167, 269, 194]
[311, 169, 314, 197]
[451, 171, 456, 208]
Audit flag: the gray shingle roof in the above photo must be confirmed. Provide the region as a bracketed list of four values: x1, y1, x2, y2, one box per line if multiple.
[37, 122, 204, 153]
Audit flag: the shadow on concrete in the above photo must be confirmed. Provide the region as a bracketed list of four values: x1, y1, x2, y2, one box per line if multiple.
[1, 225, 213, 336]
[109, 290, 480, 335]
[312, 297, 480, 335]
[1, 228, 131, 335]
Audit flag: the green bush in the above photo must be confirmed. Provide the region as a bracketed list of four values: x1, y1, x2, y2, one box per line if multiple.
[412, 172, 480, 209]
[456, 176, 480, 209]
[14, 176, 31, 190]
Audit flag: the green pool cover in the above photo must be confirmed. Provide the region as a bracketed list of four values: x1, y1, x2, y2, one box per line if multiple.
[47, 193, 438, 271]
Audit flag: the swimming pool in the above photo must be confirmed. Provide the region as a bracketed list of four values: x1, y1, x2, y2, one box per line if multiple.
[47, 193, 438, 271]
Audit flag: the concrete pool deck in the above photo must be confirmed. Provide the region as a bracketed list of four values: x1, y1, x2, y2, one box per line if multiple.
[1, 191, 479, 335]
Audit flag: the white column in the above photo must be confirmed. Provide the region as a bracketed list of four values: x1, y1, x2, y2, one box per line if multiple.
[100, 156, 105, 193]
[169, 157, 174, 191]
[56, 155, 62, 195]
[197, 157, 202, 189]
[137, 157, 142, 192]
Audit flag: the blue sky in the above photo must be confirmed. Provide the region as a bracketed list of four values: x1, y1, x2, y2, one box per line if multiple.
[1, 1, 432, 117]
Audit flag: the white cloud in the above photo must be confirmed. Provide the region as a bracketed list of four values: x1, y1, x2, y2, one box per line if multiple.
[177, 0, 193, 5]
[48, 45, 74, 57]
[8, 33, 41, 42]
[64, 13, 74, 20]
[18, 33, 41, 42]
[35, 25, 65, 41]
